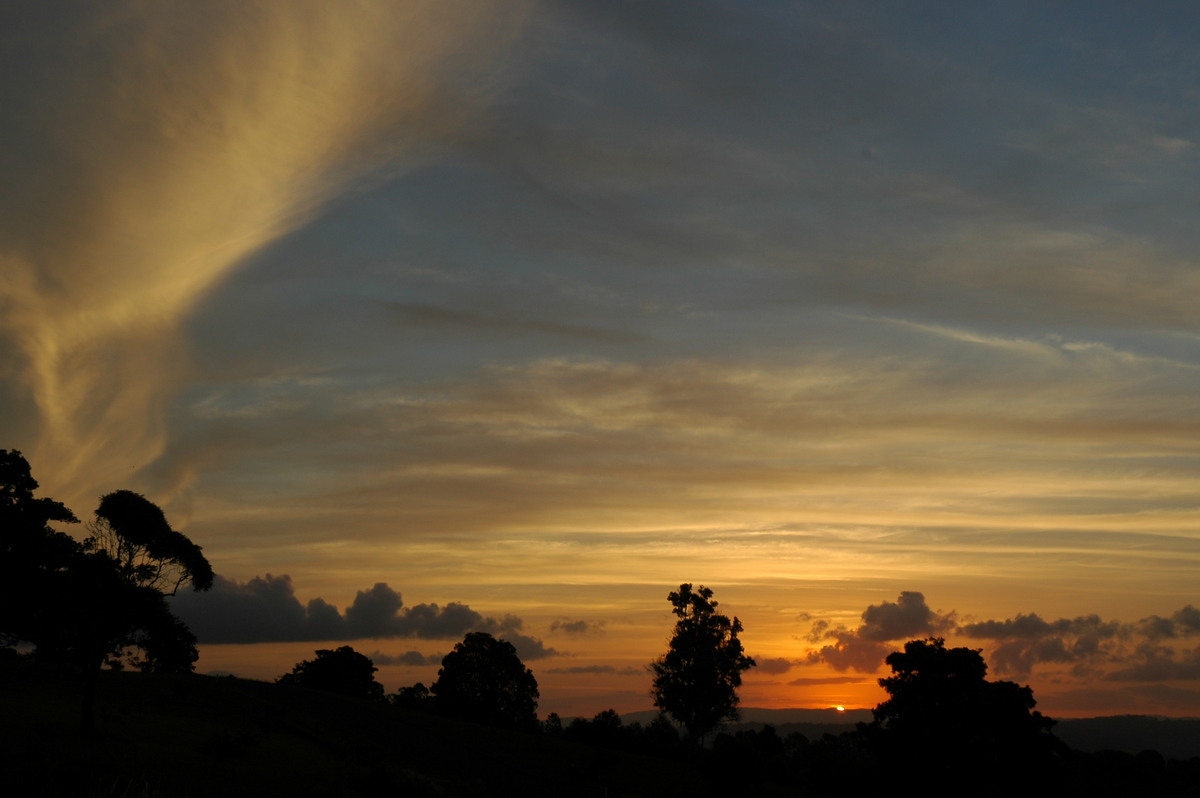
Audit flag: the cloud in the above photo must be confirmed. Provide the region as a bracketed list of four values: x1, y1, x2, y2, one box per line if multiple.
[1135, 606, 1200, 640]
[958, 612, 1124, 674]
[807, 592, 955, 673]
[367, 650, 442, 667]
[500, 631, 561, 661]
[1105, 644, 1200, 683]
[545, 664, 643, 676]
[753, 657, 795, 675]
[169, 573, 545, 647]
[944, 605, 1200, 677]
[551, 619, 607, 637]
[0, 1, 531, 509]
[787, 676, 867, 687]
[386, 302, 647, 344]
[858, 591, 955, 642]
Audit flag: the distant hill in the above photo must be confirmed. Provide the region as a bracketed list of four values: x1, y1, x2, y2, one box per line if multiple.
[621, 706, 873, 727]
[1055, 716, 1200, 761]
[623, 707, 1200, 760]
[621, 706, 873, 742]
[1, 664, 705, 798]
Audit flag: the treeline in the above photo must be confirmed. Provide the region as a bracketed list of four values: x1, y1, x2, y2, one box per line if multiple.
[547, 709, 1200, 798]
[276, 636, 1200, 797]
[275, 592, 1200, 797]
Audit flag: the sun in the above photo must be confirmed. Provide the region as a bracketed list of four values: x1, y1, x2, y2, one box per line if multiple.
[835, 706, 845, 712]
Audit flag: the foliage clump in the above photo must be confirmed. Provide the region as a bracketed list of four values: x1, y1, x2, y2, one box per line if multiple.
[279, 645, 385, 702]
[431, 631, 539, 730]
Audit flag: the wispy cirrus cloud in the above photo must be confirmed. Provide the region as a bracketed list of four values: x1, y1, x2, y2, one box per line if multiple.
[0, 1, 530, 509]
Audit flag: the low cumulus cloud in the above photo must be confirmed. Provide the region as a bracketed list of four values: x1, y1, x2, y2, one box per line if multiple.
[367, 650, 442, 667]
[960, 605, 1200, 678]
[1104, 644, 1200, 682]
[807, 591, 955, 673]
[550, 618, 607, 636]
[801, 592, 1200, 681]
[959, 612, 1122, 674]
[754, 657, 797, 675]
[501, 631, 561, 661]
[170, 573, 551, 651]
[788, 676, 866, 687]
[545, 664, 643, 676]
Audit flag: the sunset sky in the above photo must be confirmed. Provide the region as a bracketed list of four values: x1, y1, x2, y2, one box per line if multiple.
[3, 1, 1199, 719]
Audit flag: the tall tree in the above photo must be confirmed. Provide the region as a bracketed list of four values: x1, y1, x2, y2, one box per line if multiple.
[650, 583, 756, 744]
[431, 632, 539, 730]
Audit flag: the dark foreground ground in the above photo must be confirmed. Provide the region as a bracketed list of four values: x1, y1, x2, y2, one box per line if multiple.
[0, 664, 713, 798]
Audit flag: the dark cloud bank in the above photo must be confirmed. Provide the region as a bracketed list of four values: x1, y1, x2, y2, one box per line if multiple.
[170, 573, 558, 659]
[795, 591, 1200, 681]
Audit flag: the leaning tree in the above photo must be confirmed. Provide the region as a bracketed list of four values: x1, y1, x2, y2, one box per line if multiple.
[650, 583, 756, 744]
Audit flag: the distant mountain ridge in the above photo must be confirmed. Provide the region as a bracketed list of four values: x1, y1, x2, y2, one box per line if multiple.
[620, 706, 873, 727]
[620, 708, 1200, 760]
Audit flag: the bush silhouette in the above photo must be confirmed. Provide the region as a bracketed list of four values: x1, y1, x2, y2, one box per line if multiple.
[866, 637, 1063, 784]
[279, 645, 385, 702]
[431, 632, 538, 730]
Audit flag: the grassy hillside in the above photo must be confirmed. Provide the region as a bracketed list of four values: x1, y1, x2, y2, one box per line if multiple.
[0, 663, 707, 798]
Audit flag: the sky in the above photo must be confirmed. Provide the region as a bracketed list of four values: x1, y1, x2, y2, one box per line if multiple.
[2, 0, 1199, 719]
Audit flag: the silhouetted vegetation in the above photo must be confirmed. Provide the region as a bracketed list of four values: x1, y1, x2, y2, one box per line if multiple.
[0, 662, 710, 798]
[650, 583, 756, 745]
[863, 636, 1065, 788]
[390, 680, 433, 710]
[278, 645, 385, 702]
[550, 707, 684, 760]
[432, 631, 540, 731]
[0, 450, 211, 732]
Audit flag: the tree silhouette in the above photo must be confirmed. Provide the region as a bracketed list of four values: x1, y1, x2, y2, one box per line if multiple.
[0, 455, 212, 730]
[278, 645, 385, 701]
[390, 681, 433, 710]
[72, 491, 213, 674]
[0, 449, 80, 655]
[431, 632, 539, 730]
[867, 637, 1062, 782]
[84, 490, 214, 596]
[75, 492, 212, 729]
[650, 583, 756, 744]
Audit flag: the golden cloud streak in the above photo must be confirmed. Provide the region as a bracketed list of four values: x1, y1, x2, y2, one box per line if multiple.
[0, 1, 529, 507]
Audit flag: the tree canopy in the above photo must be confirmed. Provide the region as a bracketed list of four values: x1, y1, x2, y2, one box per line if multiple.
[431, 632, 539, 730]
[650, 583, 756, 743]
[87, 489, 214, 596]
[868, 637, 1062, 778]
[278, 645, 385, 702]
